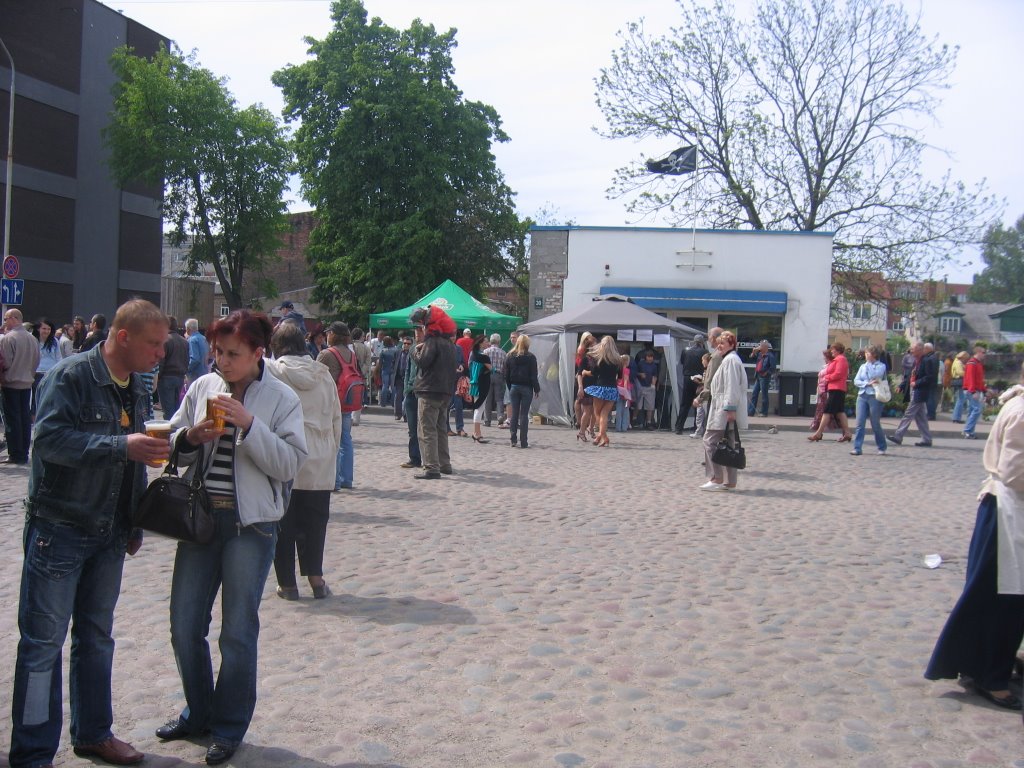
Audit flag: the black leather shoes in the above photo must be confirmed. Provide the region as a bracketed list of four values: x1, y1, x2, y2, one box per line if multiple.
[156, 718, 209, 741]
[206, 743, 237, 765]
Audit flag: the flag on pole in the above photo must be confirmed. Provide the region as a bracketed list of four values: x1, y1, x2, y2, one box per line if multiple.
[646, 146, 697, 175]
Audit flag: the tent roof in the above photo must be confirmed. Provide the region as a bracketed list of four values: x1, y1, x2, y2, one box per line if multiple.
[369, 279, 521, 331]
[518, 296, 700, 338]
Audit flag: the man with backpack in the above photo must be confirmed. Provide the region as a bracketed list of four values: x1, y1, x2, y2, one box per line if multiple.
[316, 322, 361, 490]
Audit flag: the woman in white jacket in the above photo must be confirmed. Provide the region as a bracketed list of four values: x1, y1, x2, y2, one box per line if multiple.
[158, 310, 307, 766]
[701, 330, 748, 491]
[267, 322, 342, 600]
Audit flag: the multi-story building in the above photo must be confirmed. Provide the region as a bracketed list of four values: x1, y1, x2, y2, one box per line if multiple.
[1, 0, 166, 323]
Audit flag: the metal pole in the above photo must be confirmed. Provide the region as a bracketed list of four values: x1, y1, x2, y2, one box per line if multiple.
[0, 35, 13, 316]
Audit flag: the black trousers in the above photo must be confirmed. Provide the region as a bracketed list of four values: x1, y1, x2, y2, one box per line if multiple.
[674, 379, 700, 432]
[273, 489, 330, 585]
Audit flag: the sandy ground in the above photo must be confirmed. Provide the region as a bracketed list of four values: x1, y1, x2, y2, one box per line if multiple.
[0, 409, 1020, 767]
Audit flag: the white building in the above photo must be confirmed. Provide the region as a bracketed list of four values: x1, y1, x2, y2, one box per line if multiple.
[529, 226, 834, 372]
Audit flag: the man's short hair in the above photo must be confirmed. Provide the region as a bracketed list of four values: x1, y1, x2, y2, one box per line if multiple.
[167, 315, 178, 331]
[91, 314, 107, 330]
[5, 308, 22, 323]
[490, 333, 501, 344]
[110, 299, 167, 335]
[271, 321, 307, 358]
[280, 300, 294, 309]
[185, 318, 199, 333]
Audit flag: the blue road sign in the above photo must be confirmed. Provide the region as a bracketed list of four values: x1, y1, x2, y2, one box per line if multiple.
[2, 278, 24, 305]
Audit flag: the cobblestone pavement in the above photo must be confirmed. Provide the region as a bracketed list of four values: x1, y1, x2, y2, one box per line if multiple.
[0, 410, 1018, 768]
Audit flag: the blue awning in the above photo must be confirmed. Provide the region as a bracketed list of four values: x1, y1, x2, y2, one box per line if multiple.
[601, 286, 788, 314]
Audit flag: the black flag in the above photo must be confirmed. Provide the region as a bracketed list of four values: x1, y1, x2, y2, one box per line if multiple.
[646, 146, 697, 175]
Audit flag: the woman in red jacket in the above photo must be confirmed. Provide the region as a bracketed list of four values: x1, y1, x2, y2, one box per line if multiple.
[808, 342, 852, 443]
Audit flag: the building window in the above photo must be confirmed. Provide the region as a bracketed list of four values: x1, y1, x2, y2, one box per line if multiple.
[851, 336, 870, 350]
[718, 314, 784, 366]
[852, 303, 872, 320]
[891, 319, 904, 332]
[220, 303, 230, 318]
[939, 316, 961, 333]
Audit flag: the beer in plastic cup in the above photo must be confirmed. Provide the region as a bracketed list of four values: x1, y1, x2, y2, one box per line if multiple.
[207, 396, 226, 431]
[144, 419, 172, 467]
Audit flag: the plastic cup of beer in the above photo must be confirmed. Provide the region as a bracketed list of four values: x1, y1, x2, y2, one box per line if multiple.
[144, 419, 172, 467]
[207, 396, 226, 431]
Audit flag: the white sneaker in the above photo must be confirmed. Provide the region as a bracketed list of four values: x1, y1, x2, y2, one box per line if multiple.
[699, 481, 728, 491]
[689, 432, 701, 439]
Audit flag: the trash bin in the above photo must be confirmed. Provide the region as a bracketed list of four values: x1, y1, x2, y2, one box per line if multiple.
[801, 372, 821, 417]
[776, 371, 801, 417]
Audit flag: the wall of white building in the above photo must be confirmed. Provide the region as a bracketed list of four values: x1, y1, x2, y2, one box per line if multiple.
[533, 226, 834, 372]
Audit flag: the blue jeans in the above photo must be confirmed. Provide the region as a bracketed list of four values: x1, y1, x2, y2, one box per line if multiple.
[853, 392, 887, 453]
[964, 391, 983, 435]
[380, 370, 394, 406]
[404, 391, 421, 465]
[334, 411, 353, 489]
[509, 385, 534, 446]
[951, 386, 965, 420]
[158, 374, 185, 420]
[169, 509, 277, 747]
[10, 518, 128, 768]
[615, 396, 631, 432]
[748, 376, 770, 416]
[448, 394, 465, 432]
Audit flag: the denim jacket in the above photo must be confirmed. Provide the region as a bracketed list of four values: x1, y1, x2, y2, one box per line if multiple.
[27, 344, 149, 535]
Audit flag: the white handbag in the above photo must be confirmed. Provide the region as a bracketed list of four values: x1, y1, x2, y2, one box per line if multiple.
[874, 378, 892, 403]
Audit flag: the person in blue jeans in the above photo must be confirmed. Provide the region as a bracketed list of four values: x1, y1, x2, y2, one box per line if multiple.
[160, 310, 306, 766]
[748, 340, 777, 417]
[505, 334, 541, 448]
[10, 299, 172, 768]
[849, 344, 888, 456]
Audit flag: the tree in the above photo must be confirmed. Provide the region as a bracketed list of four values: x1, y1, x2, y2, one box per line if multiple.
[106, 45, 291, 310]
[273, 0, 526, 321]
[595, 0, 993, 303]
[970, 215, 1024, 304]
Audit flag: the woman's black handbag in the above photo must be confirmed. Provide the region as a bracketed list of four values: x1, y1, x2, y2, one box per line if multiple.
[712, 421, 746, 470]
[133, 446, 214, 544]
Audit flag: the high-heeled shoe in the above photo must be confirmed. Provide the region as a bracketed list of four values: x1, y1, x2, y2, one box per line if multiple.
[807, 434, 822, 442]
[837, 434, 852, 443]
[576, 431, 589, 443]
[472, 435, 488, 444]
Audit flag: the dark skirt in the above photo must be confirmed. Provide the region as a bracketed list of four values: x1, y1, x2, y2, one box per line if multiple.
[822, 389, 846, 415]
[924, 494, 1024, 690]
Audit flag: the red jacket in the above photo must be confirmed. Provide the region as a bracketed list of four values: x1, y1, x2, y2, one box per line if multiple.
[823, 354, 849, 392]
[963, 356, 985, 393]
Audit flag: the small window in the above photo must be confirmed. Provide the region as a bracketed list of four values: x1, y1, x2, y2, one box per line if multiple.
[852, 303, 873, 320]
[891, 319, 904, 332]
[851, 336, 870, 350]
[939, 316, 961, 333]
[219, 304, 230, 318]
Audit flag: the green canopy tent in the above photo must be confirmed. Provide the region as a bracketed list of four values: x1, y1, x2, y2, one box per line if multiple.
[368, 279, 521, 334]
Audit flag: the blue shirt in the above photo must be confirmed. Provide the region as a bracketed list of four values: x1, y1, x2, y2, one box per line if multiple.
[188, 333, 210, 380]
[854, 360, 887, 395]
[636, 359, 659, 387]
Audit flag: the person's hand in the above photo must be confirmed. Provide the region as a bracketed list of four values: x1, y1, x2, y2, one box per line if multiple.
[126, 528, 144, 556]
[726, 411, 736, 422]
[126, 433, 171, 466]
[186, 418, 225, 445]
[214, 394, 255, 432]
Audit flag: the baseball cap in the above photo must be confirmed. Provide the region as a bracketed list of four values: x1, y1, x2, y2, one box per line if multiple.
[280, 300, 294, 309]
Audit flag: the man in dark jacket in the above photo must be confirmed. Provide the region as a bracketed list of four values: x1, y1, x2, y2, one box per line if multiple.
[412, 321, 459, 480]
[890, 341, 934, 447]
[158, 316, 189, 419]
[675, 335, 707, 434]
[748, 340, 777, 417]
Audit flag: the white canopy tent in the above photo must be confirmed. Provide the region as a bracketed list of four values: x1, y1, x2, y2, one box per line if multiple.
[517, 296, 702, 426]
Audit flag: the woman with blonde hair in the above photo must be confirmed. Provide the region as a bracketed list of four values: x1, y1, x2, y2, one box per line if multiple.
[505, 333, 541, 448]
[951, 350, 969, 423]
[701, 330, 748, 490]
[575, 332, 597, 441]
[581, 335, 624, 447]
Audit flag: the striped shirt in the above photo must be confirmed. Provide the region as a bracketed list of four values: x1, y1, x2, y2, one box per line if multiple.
[484, 345, 507, 377]
[204, 430, 236, 500]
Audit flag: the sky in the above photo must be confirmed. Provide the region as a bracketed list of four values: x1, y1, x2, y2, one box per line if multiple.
[105, 0, 1024, 283]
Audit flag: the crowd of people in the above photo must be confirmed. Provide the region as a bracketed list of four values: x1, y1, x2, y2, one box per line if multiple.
[5, 295, 1022, 767]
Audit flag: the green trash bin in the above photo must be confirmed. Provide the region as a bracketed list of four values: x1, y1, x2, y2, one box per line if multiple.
[777, 371, 801, 417]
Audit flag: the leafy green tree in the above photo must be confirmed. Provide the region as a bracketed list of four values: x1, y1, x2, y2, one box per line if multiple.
[106, 45, 291, 310]
[273, 0, 525, 320]
[970, 215, 1024, 304]
[595, 0, 992, 302]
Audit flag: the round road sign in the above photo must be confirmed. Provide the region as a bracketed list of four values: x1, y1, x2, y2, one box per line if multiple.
[3, 256, 19, 279]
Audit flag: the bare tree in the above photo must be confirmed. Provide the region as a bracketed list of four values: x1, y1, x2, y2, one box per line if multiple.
[595, 0, 994, 303]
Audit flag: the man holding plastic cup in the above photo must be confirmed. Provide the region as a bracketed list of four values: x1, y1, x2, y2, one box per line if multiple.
[9, 299, 171, 768]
